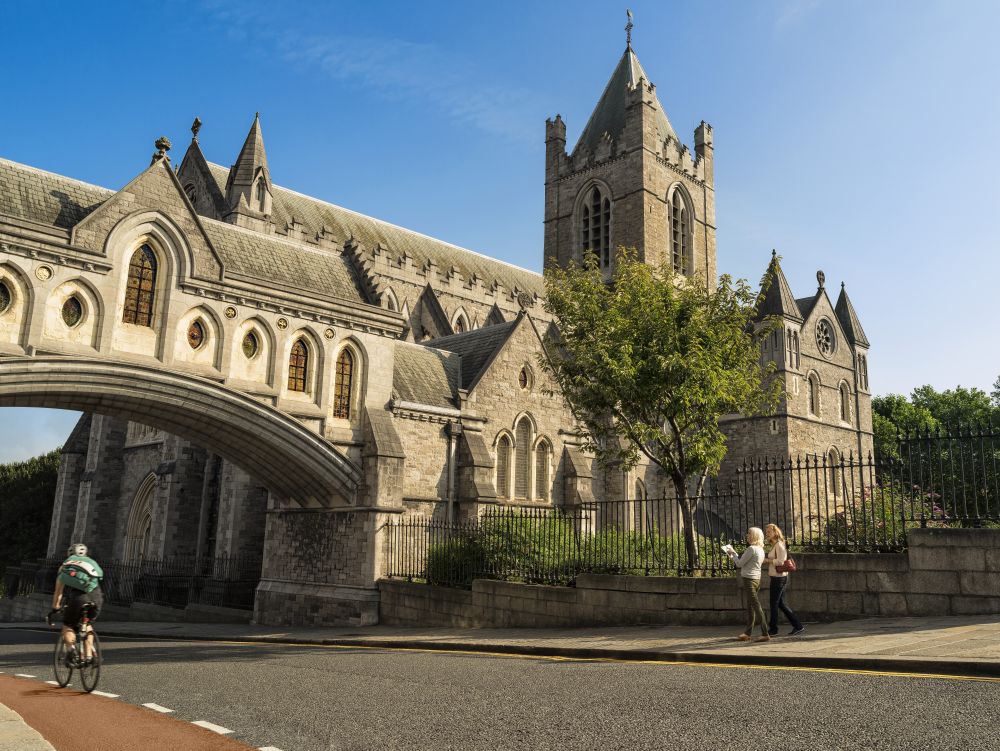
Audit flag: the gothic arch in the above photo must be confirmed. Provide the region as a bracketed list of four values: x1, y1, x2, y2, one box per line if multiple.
[175, 304, 225, 370]
[383, 287, 399, 313]
[124, 473, 156, 562]
[0, 261, 34, 350]
[282, 328, 324, 399]
[101, 210, 197, 283]
[332, 337, 367, 422]
[233, 316, 276, 385]
[666, 182, 695, 275]
[806, 370, 821, 417]
[451, 307, 470, 334]
[494, 430, 515, 500]
[42, 277, 103, 350]
[573, 178, 614, 268]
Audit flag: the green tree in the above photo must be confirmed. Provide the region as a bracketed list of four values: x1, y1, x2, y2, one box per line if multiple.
[541, 250, 782, 565]
[0, 450, 61, 582]
[871, 393, 937, 460]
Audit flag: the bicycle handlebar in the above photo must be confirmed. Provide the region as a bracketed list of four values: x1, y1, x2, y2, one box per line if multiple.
[46, 608, 64, 627]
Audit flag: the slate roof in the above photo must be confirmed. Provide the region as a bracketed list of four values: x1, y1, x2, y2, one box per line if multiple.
[757, 253, 802, 322]
[392, 341, 462, 409]
[426, 319, 519, 392]
[835, 285, 870, 348]
[225, 113, 268, 199]
[0, 158, 112, 229]
[0, 157, 367, 304]
[204, 162, 544, 299]
[573, 47, 678, 155]
[796, 294, 821, 321]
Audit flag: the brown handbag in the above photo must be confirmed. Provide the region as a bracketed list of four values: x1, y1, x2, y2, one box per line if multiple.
[775, 556, 797, 573]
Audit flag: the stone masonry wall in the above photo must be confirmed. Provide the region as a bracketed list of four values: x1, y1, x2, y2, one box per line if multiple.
[380, 528, 1000, 627]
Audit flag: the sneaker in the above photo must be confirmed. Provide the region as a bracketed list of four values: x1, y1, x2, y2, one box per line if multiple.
[755, 634, 771, 642]
[737, 633, 751, 641]
[767, 629, 778, 636]
[789, 626, 805, 636]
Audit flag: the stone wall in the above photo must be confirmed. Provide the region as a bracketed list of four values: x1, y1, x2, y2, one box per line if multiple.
[379, 528, 1000, 627]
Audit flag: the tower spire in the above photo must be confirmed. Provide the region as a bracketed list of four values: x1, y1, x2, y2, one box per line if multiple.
[224, 112, 273, 231]
[625, 9, 634, 49]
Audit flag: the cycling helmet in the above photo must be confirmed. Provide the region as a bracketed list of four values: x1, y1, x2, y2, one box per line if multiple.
[67, 542, 88, 557]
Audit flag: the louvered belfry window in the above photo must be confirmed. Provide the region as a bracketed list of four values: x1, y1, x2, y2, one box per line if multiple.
[288, 339, 308, 392]
[333, 348, 354, 419]
[514, 417, 531, 499]
[496, 435, 512, 499]
[581, 186, 611, 269]
[670, 191, 690, 275]
[123, 245, 157, 327]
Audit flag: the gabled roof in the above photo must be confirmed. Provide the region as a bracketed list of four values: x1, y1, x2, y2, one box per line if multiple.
[427, 319, 519, 392]
[178, 141, 228, 217]
[392, 342, 461, 410]
[573, 46, 677, 155]
[0, 157, 367, 305]
[796, 294, 821, 321]
[203, 162, 544, 298]
[835, 284, 870, 348]
[0, 158, 111, 229]
[757, 252, 802, 322]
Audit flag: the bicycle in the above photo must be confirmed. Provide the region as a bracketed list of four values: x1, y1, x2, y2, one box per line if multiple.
[47, 605, 101, 692]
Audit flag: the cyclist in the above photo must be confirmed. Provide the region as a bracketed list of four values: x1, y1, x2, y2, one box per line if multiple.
[51, 543, 104, 665]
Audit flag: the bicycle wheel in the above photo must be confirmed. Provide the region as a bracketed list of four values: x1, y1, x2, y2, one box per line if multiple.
[79, 630, 101, 693]
[52, 635, 73, 688]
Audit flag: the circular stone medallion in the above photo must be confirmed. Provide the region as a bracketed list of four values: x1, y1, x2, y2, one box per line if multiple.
[276, 317, 288, 330]
[35, 265, 53, 281]
[224, 306, 238, 319]
[324, 328, 335, 340]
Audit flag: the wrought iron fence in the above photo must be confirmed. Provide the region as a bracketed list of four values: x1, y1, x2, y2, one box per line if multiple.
[1, 553, 262, 612]
[384, 424, 1000, 588]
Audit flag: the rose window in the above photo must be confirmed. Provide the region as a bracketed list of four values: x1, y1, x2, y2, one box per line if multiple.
[815, 319, 835, 357]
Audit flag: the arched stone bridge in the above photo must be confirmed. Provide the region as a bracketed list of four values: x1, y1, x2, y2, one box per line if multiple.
[0, 356, 361, 506]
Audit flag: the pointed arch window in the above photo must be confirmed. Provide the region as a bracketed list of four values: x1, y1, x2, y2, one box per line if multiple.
[123, 244, 157, 327]
[496, 435, 512, 499]
[669, 189, 691, 275]
[514, 416, 532, 499]
[288, 339, 309, 392]
[453, 313, 468, 334]
[535, 439, 551, 501]
[828, 448, 841, 497]
[807, 373, 820, 416]
[580, 185, 611, 269]
[333, 348, 355, 419]
[0, 281, 10, 314]
[125, 475, 156, 563]
[840, 383, 851, 423]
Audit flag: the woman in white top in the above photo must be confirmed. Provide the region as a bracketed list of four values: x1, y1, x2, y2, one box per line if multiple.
[727, 526, 769, 642]
[763, 524, 804, 636]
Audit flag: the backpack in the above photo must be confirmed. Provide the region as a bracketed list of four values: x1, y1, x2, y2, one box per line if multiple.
[58, 556, 103, 594]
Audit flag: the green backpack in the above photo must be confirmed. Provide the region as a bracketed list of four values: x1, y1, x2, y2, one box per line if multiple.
[58, 555, 103, 594]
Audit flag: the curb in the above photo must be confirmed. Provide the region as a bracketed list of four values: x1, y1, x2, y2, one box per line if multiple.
[69, 627, 1000, 680]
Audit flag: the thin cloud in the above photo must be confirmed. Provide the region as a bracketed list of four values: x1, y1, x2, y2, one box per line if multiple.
[203, 3, 540, 143]
[774, 0, 823, 31]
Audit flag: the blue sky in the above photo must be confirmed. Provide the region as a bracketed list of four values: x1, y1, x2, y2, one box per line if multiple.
[2, 0, 998, 461]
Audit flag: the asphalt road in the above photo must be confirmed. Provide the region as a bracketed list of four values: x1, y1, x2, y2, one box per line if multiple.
[2, 627, 999, 751]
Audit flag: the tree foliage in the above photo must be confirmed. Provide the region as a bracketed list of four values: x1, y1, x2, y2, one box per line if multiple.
[0, 450, 61, 580]
[540, 250, 782, 562]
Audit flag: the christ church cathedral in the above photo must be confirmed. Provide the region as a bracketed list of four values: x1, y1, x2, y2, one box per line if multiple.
[0, 38, 872, 625]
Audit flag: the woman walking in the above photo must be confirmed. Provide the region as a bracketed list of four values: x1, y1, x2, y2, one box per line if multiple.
[764, 523, 804, 636]
[727, 527, 769, 642]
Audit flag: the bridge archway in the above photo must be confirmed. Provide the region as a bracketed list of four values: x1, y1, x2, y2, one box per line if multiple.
[0, 356, 360, 507]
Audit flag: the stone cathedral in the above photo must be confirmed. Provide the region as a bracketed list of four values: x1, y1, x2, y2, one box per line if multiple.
[0, 40, 872, 625]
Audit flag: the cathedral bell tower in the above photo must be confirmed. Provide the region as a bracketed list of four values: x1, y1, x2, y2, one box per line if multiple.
[544, 27, 716, 287]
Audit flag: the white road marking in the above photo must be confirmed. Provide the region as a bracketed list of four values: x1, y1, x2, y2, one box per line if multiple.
[192, 720, 234, 734]
[14, 673, 36, 678]
[142, 703, 174, 713]
[92, 690, 119, 698]
[45, 680, 60, 685]
[259, 747, 286, 750]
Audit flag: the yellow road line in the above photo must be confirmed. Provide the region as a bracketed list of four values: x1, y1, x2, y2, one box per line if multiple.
[119, 634, 1000, 683]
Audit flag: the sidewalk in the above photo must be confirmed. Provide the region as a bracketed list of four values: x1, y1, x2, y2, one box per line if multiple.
[6, 615, 1000, 677]
[0, 702, 55, 751]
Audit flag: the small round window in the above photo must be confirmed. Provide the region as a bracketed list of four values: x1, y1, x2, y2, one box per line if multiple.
[815, 318, 836, 358]
[187, 320, 206, 350]
[61, 296, 83, 327]
[0, 281, 11, 314]
[242, 331, 260, 359]
[518, 366, 532, 391]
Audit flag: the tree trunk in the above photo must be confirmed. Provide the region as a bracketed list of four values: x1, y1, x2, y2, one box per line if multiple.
[674, 478, 699, 570]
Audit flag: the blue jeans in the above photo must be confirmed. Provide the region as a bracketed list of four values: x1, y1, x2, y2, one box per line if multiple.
[768, 576, 802, 633]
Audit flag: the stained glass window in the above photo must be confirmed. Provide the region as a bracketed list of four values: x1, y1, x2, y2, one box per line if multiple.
[0, 281, 12, 314]
[288, 339, 308, 392]
[242, 331, 259, 359]
[535, 439, 550, 501]
[670, 190, 690, 275]
[518, 367, 529, 390]
[62, 296, 83, 327]
[514, 417, 531, 499]
[581, 186, 612, 269]
[333, 348, 354, 419]
[123, 245, 157, 327]
[188, 320, 205, 350]
[815, 319, 835, 356]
